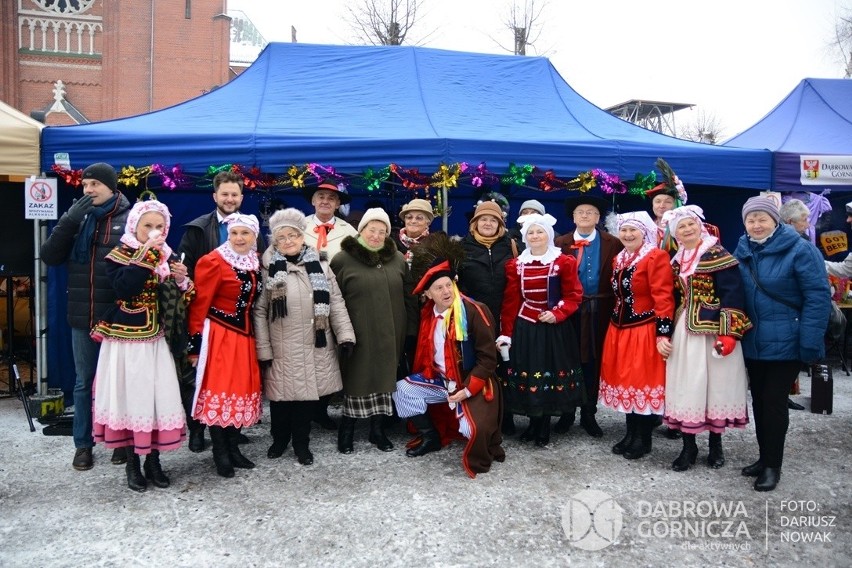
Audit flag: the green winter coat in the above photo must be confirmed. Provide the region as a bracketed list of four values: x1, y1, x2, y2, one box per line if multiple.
[331, 236, 407, 397]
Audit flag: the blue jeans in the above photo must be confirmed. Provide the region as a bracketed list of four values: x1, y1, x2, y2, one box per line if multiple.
[71, 327, 101, 449]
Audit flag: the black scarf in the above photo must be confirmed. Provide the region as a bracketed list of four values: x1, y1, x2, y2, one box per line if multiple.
[266, 245, 330, 348]
[71, 195, 118, 264]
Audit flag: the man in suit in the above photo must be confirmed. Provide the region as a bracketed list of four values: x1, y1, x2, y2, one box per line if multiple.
[554, 195, 623, 437]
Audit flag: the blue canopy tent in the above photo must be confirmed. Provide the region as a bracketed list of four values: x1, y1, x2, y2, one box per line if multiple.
[42, 43, 771, 185]
[40, 43, 773, 394]
[724, 78, 852, 191]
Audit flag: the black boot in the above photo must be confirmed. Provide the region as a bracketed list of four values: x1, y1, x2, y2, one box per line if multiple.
[368, 415, 394, 452]
[664, 428, 682, 439]
[579, 407, 604, 438]
[741, 459, 765, 477]
[338, 416, 356, 454]
[553, 408, 576, 434]
[225, 426, 255, 469]
[124, 446, 147, 493]
[501, 411, 516, 436]
[519, 417, 539, 442]
[267, 401, 291, 459]
[406, 414, 441, 457]
[143, 449, 170, 488]
[671, 433, 698, 471]
[754, 467, 781, 491]
[707, 432, 725, 468]
[313, 393, 338, 430]
[624, 415, 653, 460]
[187, 416, 206, 453]
[291, 411, 314, 466]
[209, 426, 234, 478]
[111, 447, 127, 465]
[612, 414, 637, 455]
[535, 415, 551, 447]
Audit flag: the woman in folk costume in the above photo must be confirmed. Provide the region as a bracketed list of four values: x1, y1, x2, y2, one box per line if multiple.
[657, 205, 751, 472]
[598, 211, 674, 460]
[188, 213, 263, 479]
[497, 213, 584, 447]
[92, 199, 194, 492]
[254, 208, 355, 466]
[393, 233, 505, 478]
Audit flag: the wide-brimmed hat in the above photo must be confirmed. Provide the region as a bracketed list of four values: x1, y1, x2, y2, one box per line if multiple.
[564, 194, 609, 217]
[469, 201, 506, 227]
[303, 181, 352, 205]
[399, 198, 435, 222]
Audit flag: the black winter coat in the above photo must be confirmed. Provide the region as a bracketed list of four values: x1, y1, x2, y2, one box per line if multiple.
[457, 234, 516, 334]
[40, 193, 131, 330]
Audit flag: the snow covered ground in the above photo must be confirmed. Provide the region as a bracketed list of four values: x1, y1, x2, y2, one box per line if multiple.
[0, 365, 850, 568]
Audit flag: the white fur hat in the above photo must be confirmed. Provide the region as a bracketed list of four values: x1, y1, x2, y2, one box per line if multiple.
[358, 207, 392, 234]
[268, 208, 307, 236]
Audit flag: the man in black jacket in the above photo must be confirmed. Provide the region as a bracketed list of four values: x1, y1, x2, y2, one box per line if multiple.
[41, 162, 131, 471]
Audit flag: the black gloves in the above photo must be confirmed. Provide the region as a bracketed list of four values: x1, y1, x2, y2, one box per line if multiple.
[259, 360, 272, 372]
[337, 342, 354, 359]
[65, 195, 94, 224]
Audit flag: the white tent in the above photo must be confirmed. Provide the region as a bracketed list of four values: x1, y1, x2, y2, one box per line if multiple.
[1, 100, 46, 394]
[0, 100, 43, 179]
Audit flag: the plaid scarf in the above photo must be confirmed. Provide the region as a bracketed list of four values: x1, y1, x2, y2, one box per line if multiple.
[267, 245, 330, 348]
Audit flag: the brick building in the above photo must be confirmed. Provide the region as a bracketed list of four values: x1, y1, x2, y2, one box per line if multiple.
[0, 0, 236, 125]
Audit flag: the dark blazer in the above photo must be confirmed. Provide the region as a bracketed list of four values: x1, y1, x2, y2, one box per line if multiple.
[178, 210, 265, 279]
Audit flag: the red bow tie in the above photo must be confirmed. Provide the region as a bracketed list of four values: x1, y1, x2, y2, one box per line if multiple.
[571, 239, 591, 263]
[314, 223, 334, 250]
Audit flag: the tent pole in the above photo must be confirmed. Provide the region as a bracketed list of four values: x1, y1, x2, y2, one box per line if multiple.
[442, 184, 448, 233]
[33, 220, 47, 395]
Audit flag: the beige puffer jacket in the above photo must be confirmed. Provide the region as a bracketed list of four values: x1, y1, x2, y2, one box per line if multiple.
[253, 247, 355, 401]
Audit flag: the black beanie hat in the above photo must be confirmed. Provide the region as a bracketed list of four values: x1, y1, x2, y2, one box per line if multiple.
[81, 162, 118, 191]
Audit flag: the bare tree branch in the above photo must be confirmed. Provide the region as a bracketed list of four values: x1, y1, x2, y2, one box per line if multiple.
[496, 0, 547, 55]
[833, 7, 852, 77]
[677, 109, 725, 145]
[346, 0, 428, 46]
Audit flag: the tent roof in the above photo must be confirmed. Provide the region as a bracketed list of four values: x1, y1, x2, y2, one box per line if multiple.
[41, 43, 770, 189]
[724, 78, 852, 154]
[1, 100, 44, 178]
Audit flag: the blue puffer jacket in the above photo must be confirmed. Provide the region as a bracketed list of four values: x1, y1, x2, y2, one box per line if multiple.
[734, 223, 831, 363]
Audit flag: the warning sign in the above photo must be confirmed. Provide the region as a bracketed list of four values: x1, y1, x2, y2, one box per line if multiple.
[25, 177, 58, 220]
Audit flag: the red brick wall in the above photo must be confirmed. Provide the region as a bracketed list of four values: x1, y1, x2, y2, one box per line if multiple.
[5, 0, 229, 123]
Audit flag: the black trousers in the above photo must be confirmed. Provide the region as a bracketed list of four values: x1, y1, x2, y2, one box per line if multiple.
[744, 359, 801, 468]
[270, 400, 317, 450]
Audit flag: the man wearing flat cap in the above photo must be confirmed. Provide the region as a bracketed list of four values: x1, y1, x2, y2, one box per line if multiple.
[302, 181, 358, 262]
[554, 195, 623, 437]
[41, 162, 132, 471]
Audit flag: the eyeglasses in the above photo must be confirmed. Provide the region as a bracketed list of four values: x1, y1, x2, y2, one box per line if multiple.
[404, 214, 429, 222]
[573, 209, 599, 217]
[276, 233, 303, 243]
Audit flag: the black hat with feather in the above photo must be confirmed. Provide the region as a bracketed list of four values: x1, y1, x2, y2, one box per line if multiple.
[410, 233, 466, 295]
